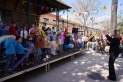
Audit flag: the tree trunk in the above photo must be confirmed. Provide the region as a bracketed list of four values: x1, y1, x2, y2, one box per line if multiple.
[110, 0, 118, 34]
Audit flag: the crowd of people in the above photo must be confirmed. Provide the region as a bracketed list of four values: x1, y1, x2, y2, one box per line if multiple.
[0, 21, 123, 78]
[0, 21, 87, 76]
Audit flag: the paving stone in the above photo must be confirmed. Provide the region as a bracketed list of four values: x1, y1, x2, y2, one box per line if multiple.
[5, 51, 123, 82]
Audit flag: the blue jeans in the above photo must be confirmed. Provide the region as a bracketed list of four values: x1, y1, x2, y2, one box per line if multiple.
[81, 42, 84, 48]
[36, 48, 41, 62]
[5, 54, 15, 72]
[42, 48, 47, 59]
[84, 41, 87, 48]
[78, 43, 81, 49]
[22, 39, 26, 47]
[33, 37, 36, 45]
[46, 48, 51, 55]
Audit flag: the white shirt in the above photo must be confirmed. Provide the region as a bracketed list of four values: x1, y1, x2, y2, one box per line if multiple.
[78, 38, 83, 43]
[82, 36, 87, 41]
[20, 30, 28, 39]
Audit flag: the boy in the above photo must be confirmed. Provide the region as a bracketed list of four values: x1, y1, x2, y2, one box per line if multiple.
[26, 36, 36, 65]
[36, 34, 42, 63]
[42, 36, 48, 61]
[5, 36, 17, 75]
[16, 36, 28, 70]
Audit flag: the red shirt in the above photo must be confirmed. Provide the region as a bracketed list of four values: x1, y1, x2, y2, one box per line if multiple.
[9, 25, 16, 36]
[36, 36, 43, 48]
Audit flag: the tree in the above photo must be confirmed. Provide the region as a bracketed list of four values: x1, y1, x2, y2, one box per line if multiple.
[110, 0, 118, 34]
[72, 0, 102, 29]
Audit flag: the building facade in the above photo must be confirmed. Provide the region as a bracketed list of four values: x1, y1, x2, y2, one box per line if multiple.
[39, 14, 82, 33]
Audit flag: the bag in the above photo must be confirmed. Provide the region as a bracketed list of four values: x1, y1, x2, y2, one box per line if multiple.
[69, 44, 74, 48]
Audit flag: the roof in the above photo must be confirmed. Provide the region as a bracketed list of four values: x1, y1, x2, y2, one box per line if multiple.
[0, 0, 71, 16]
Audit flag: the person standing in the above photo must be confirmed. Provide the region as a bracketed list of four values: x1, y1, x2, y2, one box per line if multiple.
[9, 22, 17, 36]
[4, 36, 17, 75]
[16, 36, 28, 70]
[20, 26, 28, 47]
[104, 30, 120, 81]
[36, 34, 42, 63]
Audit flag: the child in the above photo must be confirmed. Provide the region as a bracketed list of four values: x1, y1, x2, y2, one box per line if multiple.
[5, 36, 17, 75]
[46, 36, 51, 58]
[99, 41, 105, 54]
[105, 45, 110, 55]
[16, 36, 28, 70]
[42, 36, 48, 61]
[26, 36, 36, 65]
[36, 34, 42, 63]
[57, 35, 63, 52]
[50, 38, 57, 55]
[64, 36, 74, 50]
[73, 35, 79, 50]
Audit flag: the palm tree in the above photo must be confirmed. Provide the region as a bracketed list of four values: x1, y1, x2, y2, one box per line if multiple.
[110, 0, 118, 34]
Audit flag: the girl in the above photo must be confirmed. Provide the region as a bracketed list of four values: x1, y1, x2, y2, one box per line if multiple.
[50, 38, 57, 55]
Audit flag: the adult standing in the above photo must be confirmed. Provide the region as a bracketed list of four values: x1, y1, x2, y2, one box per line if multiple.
[29, 24, 37, 35]
[104, 30, 120, 81]
[20, 26, 28, 47]
[29, 24, 37, 45]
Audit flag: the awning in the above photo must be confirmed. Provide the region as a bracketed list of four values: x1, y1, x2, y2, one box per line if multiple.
[0, 0, 71, 16]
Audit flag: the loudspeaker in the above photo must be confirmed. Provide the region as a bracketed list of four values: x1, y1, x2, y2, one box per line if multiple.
[72, 28, 78, 33]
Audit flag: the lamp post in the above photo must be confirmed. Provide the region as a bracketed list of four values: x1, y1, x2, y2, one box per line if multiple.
[67, 9, 68, 28]
[90, 17, 95, 35]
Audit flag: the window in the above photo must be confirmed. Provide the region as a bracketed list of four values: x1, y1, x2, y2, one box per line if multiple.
[43, 18, 49, 23]
[53, 20, 56, 24]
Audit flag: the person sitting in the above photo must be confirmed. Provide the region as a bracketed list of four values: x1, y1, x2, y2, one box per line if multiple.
[64, 36, 74, 50]
[105, 45, 110, 55]
[73, 35, 79, 50]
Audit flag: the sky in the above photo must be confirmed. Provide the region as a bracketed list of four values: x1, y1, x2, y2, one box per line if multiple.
[58, 0, 123, 29]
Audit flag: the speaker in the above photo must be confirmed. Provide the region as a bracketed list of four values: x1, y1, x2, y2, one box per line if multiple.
[72, 28, 78, 33]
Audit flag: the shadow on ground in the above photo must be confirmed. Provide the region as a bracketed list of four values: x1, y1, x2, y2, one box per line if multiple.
[87, 72, 105, 80]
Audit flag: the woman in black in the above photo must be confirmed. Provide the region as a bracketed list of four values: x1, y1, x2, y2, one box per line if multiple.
[105, 31, 120, 81]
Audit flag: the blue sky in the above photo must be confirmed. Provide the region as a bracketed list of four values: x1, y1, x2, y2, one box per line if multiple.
[60, 0, 123, 29]
[62, 0, 123, 15]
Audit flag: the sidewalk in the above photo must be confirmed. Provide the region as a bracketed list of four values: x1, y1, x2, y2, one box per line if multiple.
[6, 51, 123, 82]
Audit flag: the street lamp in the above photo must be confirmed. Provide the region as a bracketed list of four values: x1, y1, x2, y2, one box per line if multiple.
[90, 17, 95, 28]
[90, 17, 95, 35]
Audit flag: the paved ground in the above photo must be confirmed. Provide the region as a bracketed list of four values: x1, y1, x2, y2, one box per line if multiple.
[5, 51, 123, 82]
